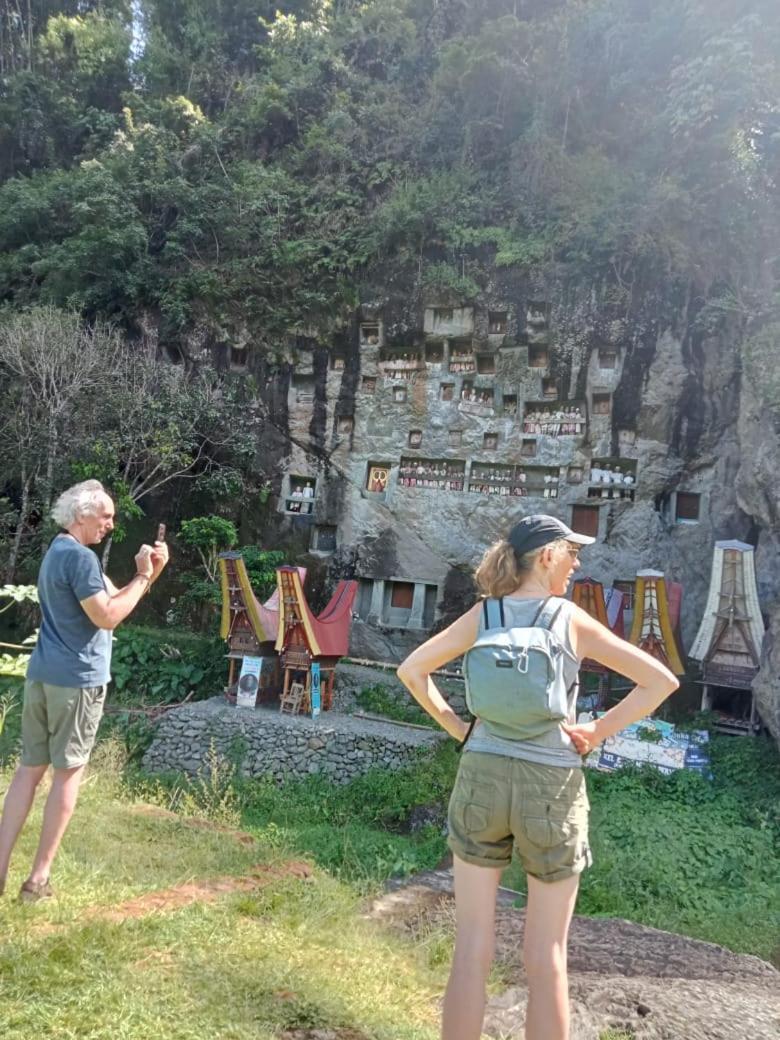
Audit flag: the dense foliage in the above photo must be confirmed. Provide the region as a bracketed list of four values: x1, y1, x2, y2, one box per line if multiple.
[0, 1, 779, 579]
[110, 623, 225, 703]
[0, 305, 263, 580]
[1, 1, 778, 333]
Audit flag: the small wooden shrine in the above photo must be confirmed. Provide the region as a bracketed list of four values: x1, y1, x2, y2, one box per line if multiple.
[275, 566, 357, 714]
[571, 577, 627, 707]
[689, 540, 765, 734]
[628, 569, 686, 675]
[218, 552, 305, 703]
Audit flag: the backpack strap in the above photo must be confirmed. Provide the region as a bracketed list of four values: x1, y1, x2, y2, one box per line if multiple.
[456, 716, 477, 752]
[533, 596, 564, 632]
[464, 599, 504, 752]
[482, 597, 505, 630]
[537, 597, 579, 697]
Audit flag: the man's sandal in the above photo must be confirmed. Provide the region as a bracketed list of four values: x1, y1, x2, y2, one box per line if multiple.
[18, 878, 54, 903]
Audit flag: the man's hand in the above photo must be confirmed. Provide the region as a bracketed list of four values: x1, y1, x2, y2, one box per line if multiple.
[135, 545, 154, 579]
[149, 540, 170, 583]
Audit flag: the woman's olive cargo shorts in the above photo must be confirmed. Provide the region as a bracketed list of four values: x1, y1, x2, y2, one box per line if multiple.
[447, 750, 591, 882]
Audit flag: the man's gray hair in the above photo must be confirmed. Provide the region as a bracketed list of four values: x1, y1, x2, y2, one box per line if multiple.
[51, 480, 108, 528]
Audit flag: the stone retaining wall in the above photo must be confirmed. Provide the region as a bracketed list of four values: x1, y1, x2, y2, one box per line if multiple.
[143, 695, 445, 784]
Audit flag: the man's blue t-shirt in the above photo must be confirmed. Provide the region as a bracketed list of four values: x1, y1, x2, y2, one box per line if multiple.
[26, 535, 112, 687]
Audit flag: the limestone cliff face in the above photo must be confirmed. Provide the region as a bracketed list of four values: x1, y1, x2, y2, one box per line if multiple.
[215, 262, 778, 739]
[736, 341, 780, 741]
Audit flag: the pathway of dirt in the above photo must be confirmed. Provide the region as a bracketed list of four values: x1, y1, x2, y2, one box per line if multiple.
[26, 805, 313, 934]
[86, 860, 313, 924]
[279, 1032, 369, 1040]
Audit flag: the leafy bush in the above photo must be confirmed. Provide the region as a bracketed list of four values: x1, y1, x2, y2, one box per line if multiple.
[110, 624, 225, 704]
[178, 515, 238, 582]
[0, 676, 23, 763]
[238, 742, 460, 883]
[100, 711, 157, 764]
[0, 689, 18, 739]
[0, 584, 38, 607]
[242, 546, 286, 602]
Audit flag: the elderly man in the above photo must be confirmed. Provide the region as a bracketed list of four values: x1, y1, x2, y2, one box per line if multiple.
[0, 479, 169, 901]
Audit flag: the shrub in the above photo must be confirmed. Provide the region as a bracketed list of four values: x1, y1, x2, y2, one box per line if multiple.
[110, 624, 225, 704]
[242, 546, 286, 602]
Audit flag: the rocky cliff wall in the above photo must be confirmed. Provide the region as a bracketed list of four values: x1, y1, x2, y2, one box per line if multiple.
[199, 263, 778, 739]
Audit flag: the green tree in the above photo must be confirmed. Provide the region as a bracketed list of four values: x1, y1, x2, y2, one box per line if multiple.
[178, 515, 238, 583]
[0, 305, 119, 578]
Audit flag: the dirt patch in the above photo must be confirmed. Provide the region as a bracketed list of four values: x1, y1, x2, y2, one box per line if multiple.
[129, 803, 258, 846]
[87, 860, 313, 924]
[279, 1032, 369, 1040]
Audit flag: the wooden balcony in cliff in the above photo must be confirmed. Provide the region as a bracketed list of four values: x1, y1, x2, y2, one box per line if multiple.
[467, 463, 560, 499]
[378, 348, 425, 380]
[522, 402, 586, 437]
[398, 456, 465, 492]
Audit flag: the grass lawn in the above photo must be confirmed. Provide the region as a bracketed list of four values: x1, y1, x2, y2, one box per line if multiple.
[1, 673, 778, 1040]
[218, 729, 780, 964]
[0, 748, 448, 1040]
[0, 746, 647, 1040]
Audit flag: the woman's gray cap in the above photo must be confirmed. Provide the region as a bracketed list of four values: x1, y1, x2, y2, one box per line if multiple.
[508, 514, 596, 555]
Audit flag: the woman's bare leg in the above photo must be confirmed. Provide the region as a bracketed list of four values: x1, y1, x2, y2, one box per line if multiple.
[441, 855, 502, 1040]
[523, 873, 580, 1040]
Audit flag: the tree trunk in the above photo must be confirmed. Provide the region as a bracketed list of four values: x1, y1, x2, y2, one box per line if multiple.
[6, 469, 30, 582]
[101, 533, 114, 571]
[41, 421, 59, 521]
[25, 0, 32, 71]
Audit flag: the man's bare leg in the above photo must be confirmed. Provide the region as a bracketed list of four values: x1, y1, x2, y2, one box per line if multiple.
[27, 764, 86, 885]
[0, 764, 49, 889]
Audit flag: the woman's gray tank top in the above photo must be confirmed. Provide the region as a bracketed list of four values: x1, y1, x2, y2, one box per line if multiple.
[464, 595, 583, 769]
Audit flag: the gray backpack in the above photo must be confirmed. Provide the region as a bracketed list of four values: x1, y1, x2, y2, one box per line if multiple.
[462, 597, 576, 742]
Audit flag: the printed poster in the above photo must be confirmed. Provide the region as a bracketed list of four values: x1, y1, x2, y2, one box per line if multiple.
[237, 656, 262, 708]
[310, 662, 321, 719]
[579, 714, 711, 777]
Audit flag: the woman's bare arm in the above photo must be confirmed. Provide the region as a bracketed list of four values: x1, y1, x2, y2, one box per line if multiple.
[396, 602, 482, 740]
[564, 605, 680, 751]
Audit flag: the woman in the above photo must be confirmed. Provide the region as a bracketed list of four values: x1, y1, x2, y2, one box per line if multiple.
[397, 515, 679, 1040]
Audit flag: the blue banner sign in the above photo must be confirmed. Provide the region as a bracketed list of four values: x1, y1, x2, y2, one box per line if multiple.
[310, 662, 321, 719]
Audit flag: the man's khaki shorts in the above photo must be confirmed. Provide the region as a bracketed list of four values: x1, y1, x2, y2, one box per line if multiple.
[21, 680, 107, 770]
[447, 750, 591, 882]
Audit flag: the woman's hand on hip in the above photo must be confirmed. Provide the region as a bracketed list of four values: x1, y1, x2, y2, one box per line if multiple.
[561, 720, 601, 756]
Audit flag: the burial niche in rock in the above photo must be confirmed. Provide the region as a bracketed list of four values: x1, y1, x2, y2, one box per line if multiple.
[398, 457, 465, 491]
[366, 463, 391, 494]
[285, 475, 317, 515]
[587, 458, 637, 500]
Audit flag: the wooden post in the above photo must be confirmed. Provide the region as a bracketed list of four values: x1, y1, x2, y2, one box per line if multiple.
[303, 669, 311, 714]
